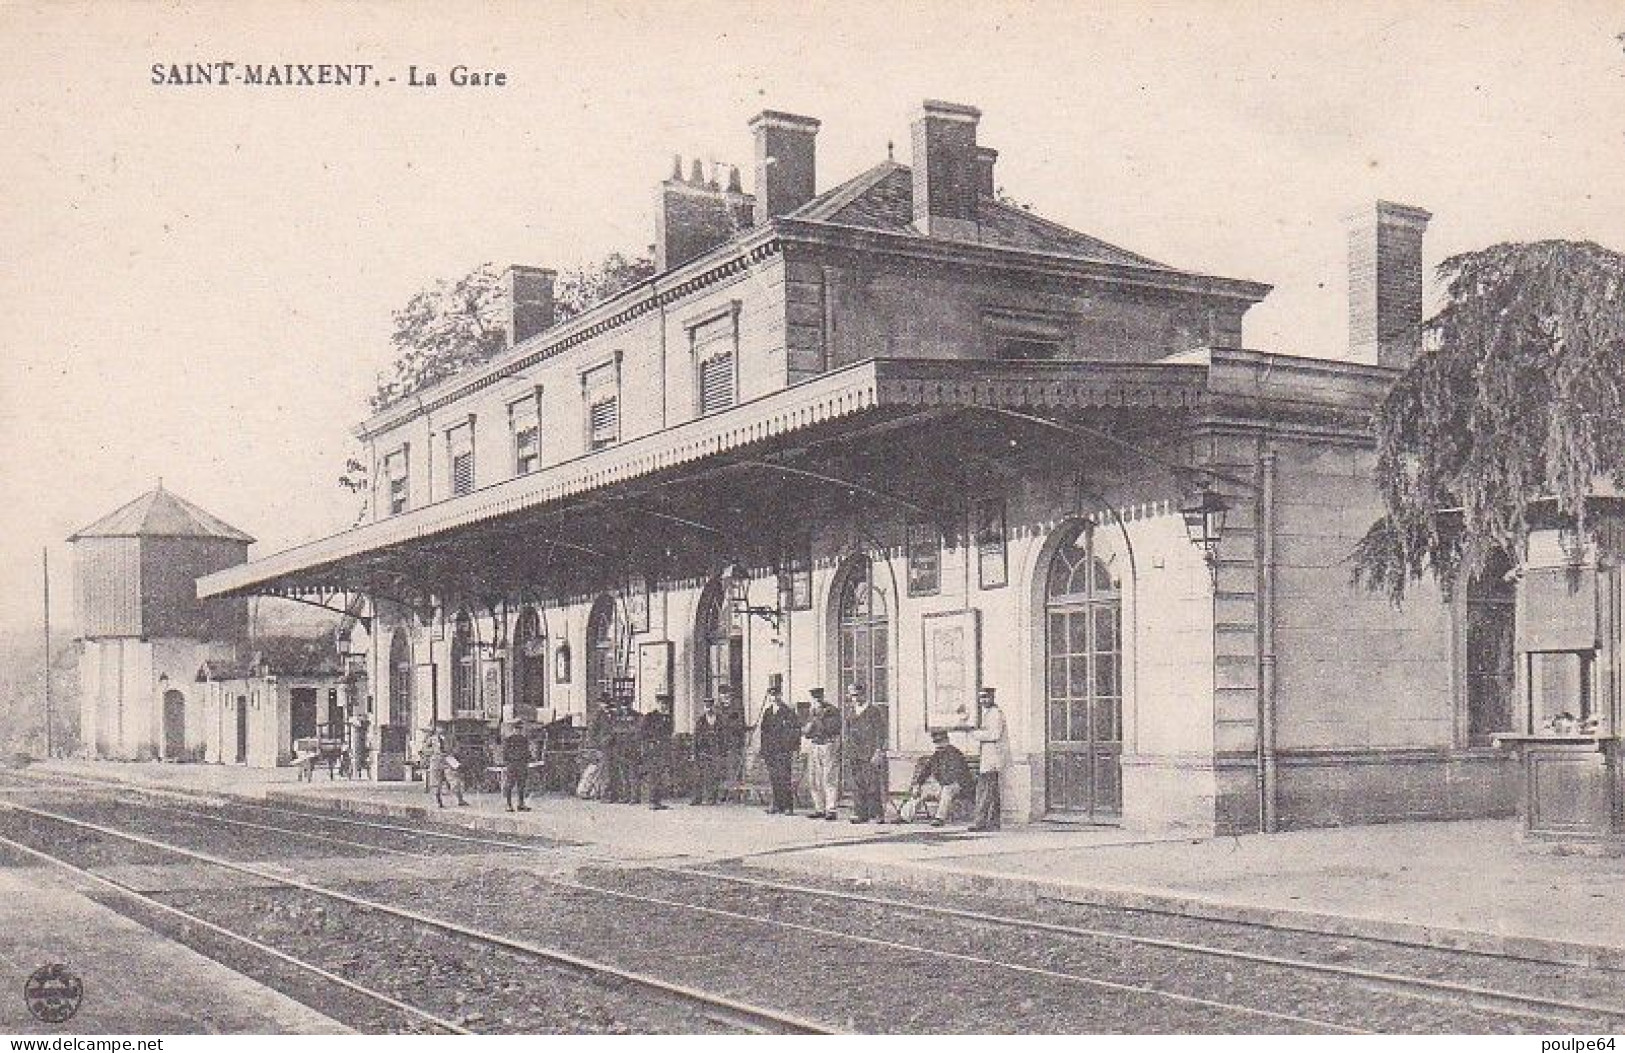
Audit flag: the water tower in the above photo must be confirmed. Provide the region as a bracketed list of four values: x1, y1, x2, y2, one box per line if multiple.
[69, 485, 253, 759]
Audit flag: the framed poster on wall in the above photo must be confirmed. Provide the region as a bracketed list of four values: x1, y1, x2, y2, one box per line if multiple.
[637, 641, 673, 712]
[923, 609, 980, 731]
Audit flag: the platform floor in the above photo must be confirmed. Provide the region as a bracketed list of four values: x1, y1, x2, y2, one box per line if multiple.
[0, 864, 347, 1034]
[36, 757, 1625, 969]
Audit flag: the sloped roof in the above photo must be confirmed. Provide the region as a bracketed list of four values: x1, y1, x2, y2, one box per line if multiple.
[787, 161, 1174, 271]
[196, 633, 342, 680]
[70, 486, 255, 543]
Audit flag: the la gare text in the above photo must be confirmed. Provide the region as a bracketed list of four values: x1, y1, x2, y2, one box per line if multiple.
[149, 63, 508, 88]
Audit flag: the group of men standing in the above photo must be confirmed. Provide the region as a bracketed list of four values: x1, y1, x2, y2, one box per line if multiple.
[420, 678, 1009, 829]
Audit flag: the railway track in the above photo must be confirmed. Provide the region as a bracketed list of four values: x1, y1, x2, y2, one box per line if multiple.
[12, 769, 1625, 1033]
[0, 796, 830, 1035]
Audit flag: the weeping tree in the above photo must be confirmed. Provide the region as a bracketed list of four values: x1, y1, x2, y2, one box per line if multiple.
[339, 252, 656, 515]
[1353, 240, 1625, 601]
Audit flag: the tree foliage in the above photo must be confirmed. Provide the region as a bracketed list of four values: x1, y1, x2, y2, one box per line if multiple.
[1353, 240, 1625, 601]
[343, 252, 656, 512]
[367, 253, 655, 414]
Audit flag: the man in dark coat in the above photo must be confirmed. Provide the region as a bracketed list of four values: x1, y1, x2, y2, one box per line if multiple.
[640, 694, 674, 810]
[758, 676, 800, 814]
[501, 721, 532, 812]
[691, 698, 725, 805]
[846, 682, 889, 823]
[899, 729, 974, 825]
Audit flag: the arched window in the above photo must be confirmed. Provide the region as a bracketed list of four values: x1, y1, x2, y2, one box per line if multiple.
[585, 595, 619, 714]
[836, 556, 889, 710]
[512, 607, 546, 721]
[697, 579, 744, 710]
[1044, 522, 1123, 818]
[451, 610, 476, 715]
[388, 628, 412, 727]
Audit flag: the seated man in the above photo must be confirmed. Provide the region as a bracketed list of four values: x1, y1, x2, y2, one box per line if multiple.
[897, 730, 974, 826]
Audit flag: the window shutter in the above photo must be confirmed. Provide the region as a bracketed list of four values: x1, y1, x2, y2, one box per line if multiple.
[692, 312, 737, 416]
[447, 423, 475, 496]
[589, 396, 619, 447]
[699, 353, 735, 415]
[451, 451, 475, 496]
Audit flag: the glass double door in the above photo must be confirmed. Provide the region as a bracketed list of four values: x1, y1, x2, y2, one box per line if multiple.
[1044, 526, 1123, 819]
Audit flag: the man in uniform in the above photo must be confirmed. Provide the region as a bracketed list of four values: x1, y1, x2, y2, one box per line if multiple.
[969, 687, 1008, 831]
[758, 675, 800, 815]
[691, 697, 726, 805]
[802, 687, 841, 821]
[501, 721, 533, 812]
[846, 682, 888, 823]
[898, 729, 974, 825]
[640, 693, 674, 810]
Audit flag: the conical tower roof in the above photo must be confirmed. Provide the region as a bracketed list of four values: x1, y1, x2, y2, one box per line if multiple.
[69, 485, 255, 543]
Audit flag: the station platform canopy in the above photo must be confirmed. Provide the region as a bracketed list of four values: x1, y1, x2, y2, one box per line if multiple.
[196, 353, 1383, 609]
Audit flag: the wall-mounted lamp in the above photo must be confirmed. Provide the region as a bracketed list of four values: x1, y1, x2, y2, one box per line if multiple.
[1181, 487, 1231, 585]
[722, 562, 783, 632]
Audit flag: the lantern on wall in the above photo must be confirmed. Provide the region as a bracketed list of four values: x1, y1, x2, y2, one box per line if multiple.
[722, 562, 783, 631]
[1181, 487, 1231, 584]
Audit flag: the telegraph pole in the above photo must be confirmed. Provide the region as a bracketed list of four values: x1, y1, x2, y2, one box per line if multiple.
[42, 547, 52, 759]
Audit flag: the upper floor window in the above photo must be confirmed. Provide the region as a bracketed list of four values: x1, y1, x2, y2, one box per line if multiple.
[510, 391, 541, 476]
[984, 308, 1068, 362]
[999, 338, 1060, 362]
[691, 307, 739, 416]
[582, 359, 620, 451]
[446, 420, 475, 497]
[384, 445, 410, 515]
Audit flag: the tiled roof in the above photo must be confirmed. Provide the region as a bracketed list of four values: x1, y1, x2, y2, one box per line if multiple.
[70, 486, 255, 543]
[788, 161, 1173, 271]
[196, 634, 342, 680]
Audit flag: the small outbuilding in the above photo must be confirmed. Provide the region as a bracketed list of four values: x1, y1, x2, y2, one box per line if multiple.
[196, 635, 351, 768]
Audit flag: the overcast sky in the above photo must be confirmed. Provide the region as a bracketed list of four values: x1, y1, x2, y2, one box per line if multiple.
[3, 0, 1622, 635]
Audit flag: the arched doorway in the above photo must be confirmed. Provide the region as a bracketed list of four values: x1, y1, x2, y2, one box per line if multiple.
[696, 578, 744, 711]
[162, 689, 186, 759]
[585, 595, 619, 716]
[1044, 521, 1124, 819]
[833, 555, 890, 789]
[512, 606, 547, 721]
[451, 610, 476, 716]
[388, 628, 413, 727]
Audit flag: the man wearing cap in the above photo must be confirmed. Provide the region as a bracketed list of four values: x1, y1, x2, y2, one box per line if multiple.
[900, 730, 974, 825]
[758, 675, 800, 815]
[802, 688, 841, 820]
[640, 694, 674, 810]
[846, 682, 888, 824]
[691, 697, 726, 805]
[501, 721, 533, 812]
[969, 687, 1007, 831]
[422, 724, 467, 809]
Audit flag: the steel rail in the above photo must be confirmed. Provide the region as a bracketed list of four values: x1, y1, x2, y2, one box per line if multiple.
[0, 827, 469, 1035]
[24, 770, 1625, 1031]
[650, 864, 1625, 1030]
[123, 799, 431, 859]
[4, 780, 1347, 1032]
[0, 799, 834, 1036]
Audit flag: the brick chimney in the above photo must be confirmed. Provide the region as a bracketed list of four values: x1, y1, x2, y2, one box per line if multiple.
[749, 110, 820, 224]
[655, 155, 755, 271]
[975, 146, 998, 199]
[1347, 201, 1431, 368]
[911, 99, 982, 240]
[505, 265, 556, 348]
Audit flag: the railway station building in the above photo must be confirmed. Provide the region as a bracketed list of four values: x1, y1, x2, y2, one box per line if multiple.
[198, 100, 1527, 834]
